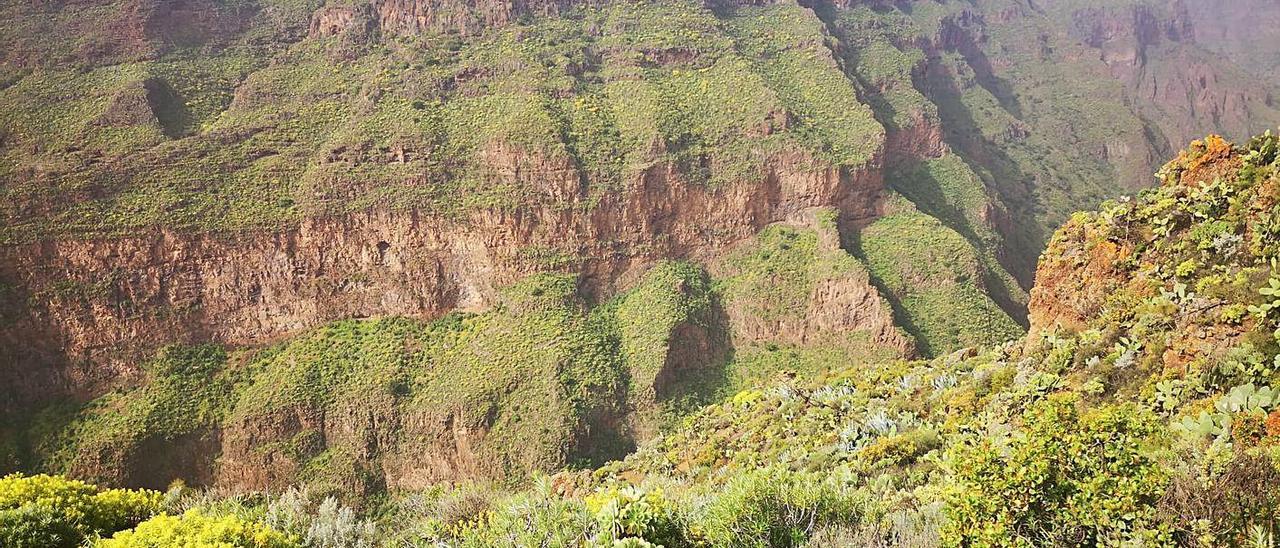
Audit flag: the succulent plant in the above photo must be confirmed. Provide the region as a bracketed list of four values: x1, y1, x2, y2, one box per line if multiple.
[1174, 411, 1230, 441]
[1215, 383, 1280, 414]
[810, 384, 857, 407]
[1248, 277, 1280, 326]
[931, 373, 958, 393]
[864, 409, 897, 436]
[897, 375, 918, 394]
[1153, 379, 1184, 413]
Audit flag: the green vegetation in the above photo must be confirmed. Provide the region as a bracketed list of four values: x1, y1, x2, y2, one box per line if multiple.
[945, 397, 1169, 546]
[7, 0, 1280, 540]
[859, 209, 1023, 354]
[718, 224, 848, 324]
[413, 132, 1280, 545]
[7, 130, 1280, 548]
[13, 263, 726, 493]
[716, 220, 912, 384]
[31, 345, 234, 480]
[0, 1, 885, 244]
[0, 476, 375, 547]
[834, 6, 933, 133]
[0, 473, 161, 547]
[615, 261, 722, 422]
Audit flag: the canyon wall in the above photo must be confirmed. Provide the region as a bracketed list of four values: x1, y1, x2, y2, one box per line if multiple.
[4, 0, 1280, 492]
[0, 148, 886, 413]
[1065, 0, 1280, 147]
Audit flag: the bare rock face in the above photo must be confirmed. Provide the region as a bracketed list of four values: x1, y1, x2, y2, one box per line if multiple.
[143, 0, 257, 49]
[4, 0, 262, 67]
[308, 0, 843, 38]
[94, 80, 163, 128]
[2, 140, 892, 490]
[0, 145, 886, 414]
[1026, 216, 1134, 336]
[309, 4, 376, 38]
[884, 110, 949, 163]
[1183, 0, 1280, 82]
[1130, 51, 1270, 144]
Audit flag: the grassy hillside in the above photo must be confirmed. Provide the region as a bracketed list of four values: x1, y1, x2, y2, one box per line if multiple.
[5, 265, 720, 491]
[0, 1, 883, 243]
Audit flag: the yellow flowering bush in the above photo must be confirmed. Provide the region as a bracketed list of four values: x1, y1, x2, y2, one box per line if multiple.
[0, 473, 161, 548]
[96, 510, 300, 548]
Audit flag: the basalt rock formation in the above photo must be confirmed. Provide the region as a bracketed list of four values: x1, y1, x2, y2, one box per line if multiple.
[0, 149, 885, 412]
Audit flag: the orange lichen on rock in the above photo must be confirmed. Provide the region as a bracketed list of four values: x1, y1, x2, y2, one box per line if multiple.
[1158, 134, 1240, 186]
[1267, 409, 1280, 439]
[1028, 216, 1137, 335]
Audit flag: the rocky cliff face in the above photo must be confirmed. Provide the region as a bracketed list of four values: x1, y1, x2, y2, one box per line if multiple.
[1183, 0, 1280, 82]
[1027, 131, 1276, 389]
[0, 148, 885, 413]
[308, 0, 589, 38]
[0, 0, 279, 68]
[1061, 0, 1280, 147]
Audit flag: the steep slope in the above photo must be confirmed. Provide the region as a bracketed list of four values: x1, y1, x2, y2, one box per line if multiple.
[1, 208, 928, 492]
[1183, 0, 1280, 83]
[1, 0, 903, 411]
[4, 266, 722, 492]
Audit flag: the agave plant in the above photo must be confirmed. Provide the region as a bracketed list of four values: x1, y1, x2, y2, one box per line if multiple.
[811, 384, 858, 407]
[864, 409, 898, 436]
[1248, 525, 1275, 548]
[931, 373, 958, 393]
[896, 375, 918, 394]
[837, 422, 866, 453]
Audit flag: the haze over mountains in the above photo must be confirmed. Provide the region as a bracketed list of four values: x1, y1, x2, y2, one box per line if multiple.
[1, 0, 1279, 524]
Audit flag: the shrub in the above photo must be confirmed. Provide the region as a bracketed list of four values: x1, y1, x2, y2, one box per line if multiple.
[1159, 453, 1280, 546]
[943, 397, 1171, 547]
[0, 473, 162, 548]
[585, 485, 685, 546]
[264, 487, 376, 548]
[96, 510, 299, 548]
[433, 480, 593, 547]
[694, 467, 865, 548]
[386, 481, 504, 543]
